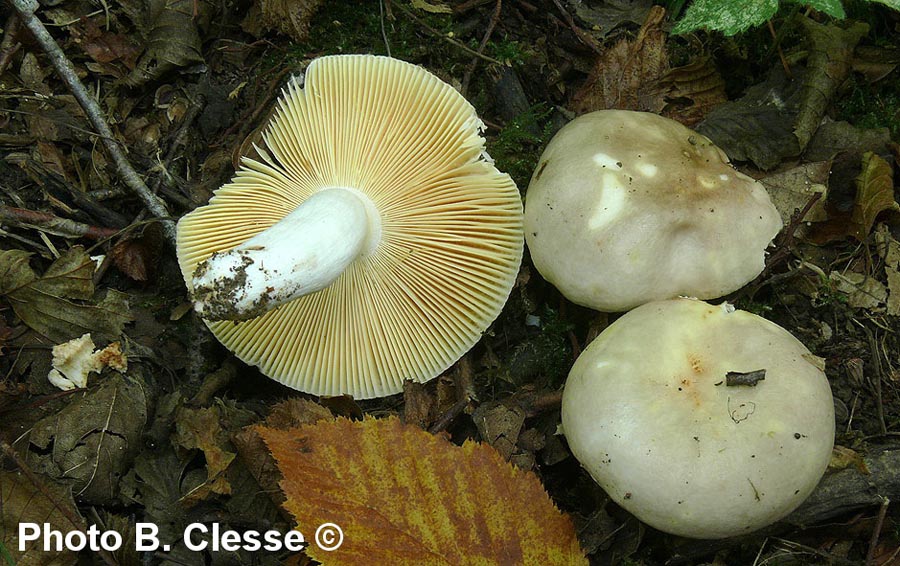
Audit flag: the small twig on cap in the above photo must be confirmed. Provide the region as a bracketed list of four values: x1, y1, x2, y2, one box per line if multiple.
[7, 0, 176, 244]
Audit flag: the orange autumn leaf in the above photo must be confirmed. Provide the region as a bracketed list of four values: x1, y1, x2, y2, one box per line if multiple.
[257, 416, 587, 566]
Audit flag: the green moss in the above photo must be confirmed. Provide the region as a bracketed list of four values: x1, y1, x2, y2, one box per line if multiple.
[485, 37, 527, 66]
[836, 73, 900, 140]
[487, 104, 554, 190]
[489, 305, 573, 388]
[734, 299, 774, 317]
[295, 1, 468, 69]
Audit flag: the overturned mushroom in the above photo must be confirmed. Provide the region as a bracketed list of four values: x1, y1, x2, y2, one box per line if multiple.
[561, 298, 834, 539]
[176, 55, 524, 399]
[524, 110, 782, 312]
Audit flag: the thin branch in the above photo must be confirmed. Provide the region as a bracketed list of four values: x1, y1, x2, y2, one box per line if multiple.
[393, 1, 505, 66]
[0, 13, 21, 75]
[0, 205, 119, 240]
[461, 0, 502, 95]
[7, 0, 176, 244]
[866, 497, 890, 566]
[549, 0, 602, 54]
[380, 0, 392, 57]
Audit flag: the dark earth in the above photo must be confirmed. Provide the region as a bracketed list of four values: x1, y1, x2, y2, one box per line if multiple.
[1, 0, 899, 564]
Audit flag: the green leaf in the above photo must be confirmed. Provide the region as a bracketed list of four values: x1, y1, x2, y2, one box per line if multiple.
[868, 0, 900, 10]
[672, 0, 850, 35]
[671, 0, 779, 35]
[786, 0, 846, 18]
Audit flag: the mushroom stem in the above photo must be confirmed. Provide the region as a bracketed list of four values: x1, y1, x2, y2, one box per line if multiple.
[190, 187, 381, 321]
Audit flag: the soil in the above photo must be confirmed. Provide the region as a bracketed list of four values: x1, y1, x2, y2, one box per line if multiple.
[1, 1, 899, 565]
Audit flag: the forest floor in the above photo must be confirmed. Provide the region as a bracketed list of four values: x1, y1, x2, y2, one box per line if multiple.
[0, 0, 899, 564]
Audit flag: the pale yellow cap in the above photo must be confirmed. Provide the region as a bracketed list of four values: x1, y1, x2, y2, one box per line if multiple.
[176, 55, 524, 399]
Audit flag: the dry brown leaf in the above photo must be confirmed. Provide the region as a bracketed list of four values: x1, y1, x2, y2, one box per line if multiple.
[109, 224, 164, 282]
[242, 0, 324, 43]
[259, 416, 586, 566]
[173, 406, 234, 500]
[829, 445, 869, 474]
[850, 152, 899, 241]
[571, 6, 668, 115]
[0, 247, 132, 343]
[807, 152, 899, 244]
[69, 16, 140, 78]
[473, 401, 525, 461]
[570, 6, 723, 124]
[402, 380, 437, 429]
[795, 19, 869, 151]
[885, 265, 900, 316]
[1, 470, 84, 565]
[761, 161, 830, 240]
[233, 398, 333, 506]
[658, 56, 727, 126]
[28, 373, 149, 505]
[120, 0, 206, 86]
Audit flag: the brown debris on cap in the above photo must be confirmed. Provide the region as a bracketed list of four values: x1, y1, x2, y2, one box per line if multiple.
[176, 55, 523, 399]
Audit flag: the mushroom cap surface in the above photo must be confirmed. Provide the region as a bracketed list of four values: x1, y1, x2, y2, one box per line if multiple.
[524, 110, 782, 312]
[176, 54, 523, 399]
[561, 298, 834, 539]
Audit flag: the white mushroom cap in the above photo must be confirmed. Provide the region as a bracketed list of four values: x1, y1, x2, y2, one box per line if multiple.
[561, 298, 834, 539]
[524, 110, 782, 312]
[176, 55, 523, 399]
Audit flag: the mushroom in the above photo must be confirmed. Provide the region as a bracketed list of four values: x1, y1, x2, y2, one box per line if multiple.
[176, 54, 523, 399]
[524, 110, 782, 312]
[561, 298, 834, 539]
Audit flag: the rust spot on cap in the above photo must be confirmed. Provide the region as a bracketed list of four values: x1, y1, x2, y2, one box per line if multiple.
[688, 354, 703, 374]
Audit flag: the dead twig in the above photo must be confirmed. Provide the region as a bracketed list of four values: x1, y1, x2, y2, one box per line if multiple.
[454, 0, 493, 13]
[0, 205, 119, 240]
[862, 325, 888, 436]
[508, 386, 562, 418]
[428, 396, 470, 434]
[218, 67, 292, 146]
[380, 0, 392, 57]
[150, 92, 206, 204]
[393, 1, 505, 66]
[866, 497, 890, 565]
[767, 20, 793, 79]
[736, 191, 823, 300]
[7, 0, 176, 244]
[549, 0, 602, 54]
[767, 192, 823, 272]
[461, 0, 502, 95]
[0, 13, 21, 75]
